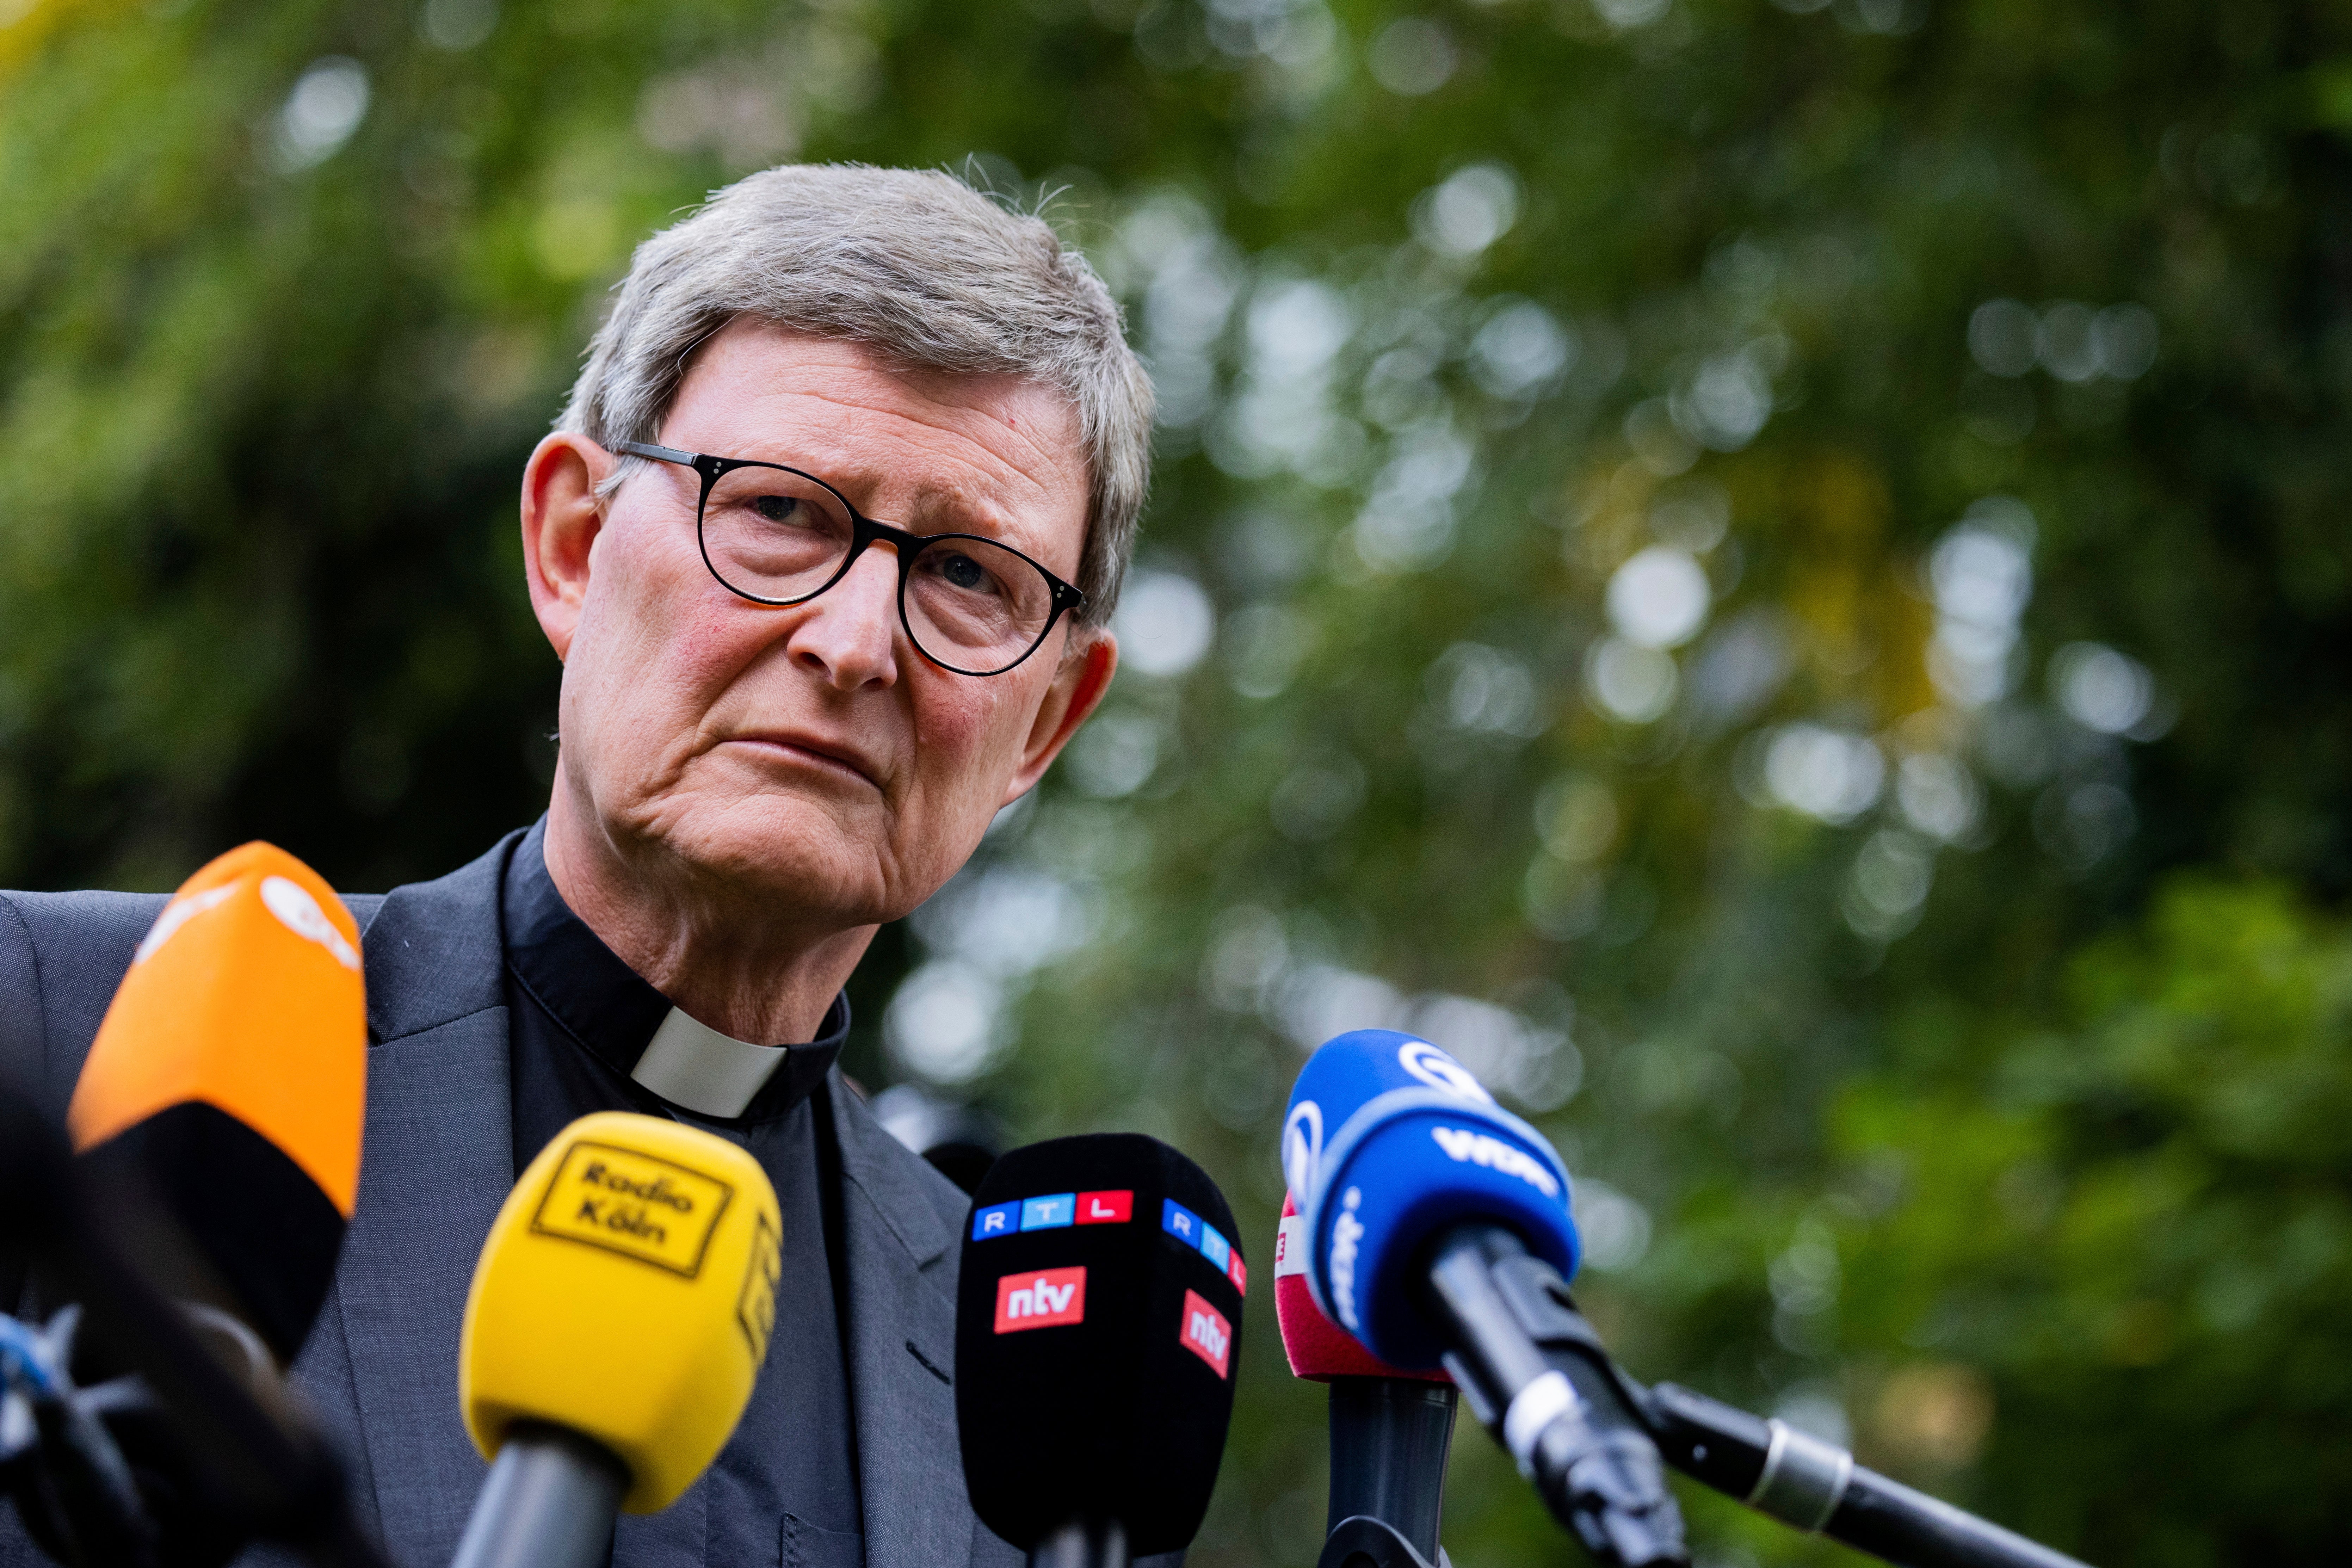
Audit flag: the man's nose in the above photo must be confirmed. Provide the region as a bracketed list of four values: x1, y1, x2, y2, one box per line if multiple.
[784, 541, 902, 691]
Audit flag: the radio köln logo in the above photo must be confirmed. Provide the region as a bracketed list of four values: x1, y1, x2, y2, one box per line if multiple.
[994, 1266, 1087, 1333]
[1178, 1289, 1232, 1379]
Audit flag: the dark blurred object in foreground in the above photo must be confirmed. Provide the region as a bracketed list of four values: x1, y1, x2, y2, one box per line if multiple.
[870, 1084, 1001, 1196]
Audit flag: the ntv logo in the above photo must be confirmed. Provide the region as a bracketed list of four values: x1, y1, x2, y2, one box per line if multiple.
[994, 1266, 1087, 1333]
[1178, 1289, 1232, 1379]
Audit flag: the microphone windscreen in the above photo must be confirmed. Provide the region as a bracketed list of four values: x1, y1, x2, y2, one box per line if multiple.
[1272, 1192, 1447, 1384]
[66, 843, 367, 1360]
[1282, 1030, 1577, 1371]
[460, 1111, 781, 1514]
[954, 1134, 1243, 1557]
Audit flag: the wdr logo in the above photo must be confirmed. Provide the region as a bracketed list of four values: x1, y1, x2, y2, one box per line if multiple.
[1429, 1125, 1560, 1198]
[993, 1266, 1087, 1333]
[1178, 1289, 1231, 1379]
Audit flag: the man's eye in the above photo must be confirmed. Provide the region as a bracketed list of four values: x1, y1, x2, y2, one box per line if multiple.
[936, 552, 995, 593]
[752, 495, 808, 524]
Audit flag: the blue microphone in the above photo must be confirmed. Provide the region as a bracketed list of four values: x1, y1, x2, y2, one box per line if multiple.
[1284, 1030, 1578, 1369]
[1284, 1031, 1685, 1568]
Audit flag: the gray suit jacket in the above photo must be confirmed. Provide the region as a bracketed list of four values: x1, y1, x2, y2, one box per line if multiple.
[0, 837, 1023, 1568]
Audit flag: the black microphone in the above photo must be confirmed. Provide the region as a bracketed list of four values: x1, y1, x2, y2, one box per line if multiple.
[0, 1085, 385, 1568]
[955, 1135, 1246, 1568]
[1281, 1030, 1686, 1567]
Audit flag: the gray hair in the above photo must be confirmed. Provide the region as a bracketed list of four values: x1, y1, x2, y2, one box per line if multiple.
[558, 163, 1153, 625]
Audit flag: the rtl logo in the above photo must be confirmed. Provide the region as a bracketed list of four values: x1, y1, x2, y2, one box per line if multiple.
[1178, 1288, 1231, 1379]
[994, 1266, 1087, 1333]
[1078, 1190, 1132, 1223]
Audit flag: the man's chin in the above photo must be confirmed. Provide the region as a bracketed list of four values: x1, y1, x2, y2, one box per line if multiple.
[643, 794, 895, 919]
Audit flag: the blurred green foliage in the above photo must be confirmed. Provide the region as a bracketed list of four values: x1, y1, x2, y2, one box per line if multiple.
[4, 0, 2351, 1563]
[1832, 878, 2352, 1562]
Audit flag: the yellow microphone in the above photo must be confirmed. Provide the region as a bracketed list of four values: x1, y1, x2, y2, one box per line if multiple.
[452, 1111, 782, 1568]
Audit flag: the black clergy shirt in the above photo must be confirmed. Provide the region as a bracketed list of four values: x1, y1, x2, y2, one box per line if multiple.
[499, 818, 865, 1568]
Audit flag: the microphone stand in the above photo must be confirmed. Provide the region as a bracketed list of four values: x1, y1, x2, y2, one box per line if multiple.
[1030, 1517, 1127, 1568]
[1316, 1377, 1457, 1568]
[447, 1421, 628, 1568]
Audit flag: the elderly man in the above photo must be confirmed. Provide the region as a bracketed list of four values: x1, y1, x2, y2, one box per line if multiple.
[0, 165, 1151, 1568]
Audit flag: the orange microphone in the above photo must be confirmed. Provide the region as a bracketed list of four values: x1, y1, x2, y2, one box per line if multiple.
[0, 843, 379, 1568]
[67, 840, 367, 1361]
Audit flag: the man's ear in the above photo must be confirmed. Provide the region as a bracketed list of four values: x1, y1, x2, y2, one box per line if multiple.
[1004, 627, 1120, 804]
[519, 433, 611, 663]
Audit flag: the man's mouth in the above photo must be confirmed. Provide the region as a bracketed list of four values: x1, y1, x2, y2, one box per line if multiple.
[724, 731, 885, 790]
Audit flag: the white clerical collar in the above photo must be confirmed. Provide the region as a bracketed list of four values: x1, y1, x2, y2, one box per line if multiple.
[630, 1008, 791, 1118]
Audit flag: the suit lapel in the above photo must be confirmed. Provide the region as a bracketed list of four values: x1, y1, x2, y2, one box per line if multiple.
[831, 1073, 981, 1568]
[329, 835, 521, 1568]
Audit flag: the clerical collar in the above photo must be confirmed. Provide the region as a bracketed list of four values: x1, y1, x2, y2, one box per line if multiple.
[501, 819, 847, 1121]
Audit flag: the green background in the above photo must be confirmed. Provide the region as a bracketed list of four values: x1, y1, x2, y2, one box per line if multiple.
[5, 0, 2350, 1562]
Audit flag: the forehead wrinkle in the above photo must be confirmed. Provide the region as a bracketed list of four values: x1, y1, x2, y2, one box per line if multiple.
[775, 382, 1079, 502]
[686, 320, 1082, 477]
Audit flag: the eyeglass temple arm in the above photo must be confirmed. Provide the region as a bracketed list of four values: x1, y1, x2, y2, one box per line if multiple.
[614, 440, 699, 466]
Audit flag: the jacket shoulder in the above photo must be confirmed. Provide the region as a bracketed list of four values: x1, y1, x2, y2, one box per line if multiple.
[0, 887, 390, 1117]
[356, 834, 519, 1044]
[0, 889, 168, 1115]
[0, 889, 168, 959]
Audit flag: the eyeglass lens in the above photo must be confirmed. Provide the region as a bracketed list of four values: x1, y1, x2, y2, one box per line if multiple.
[699, 464, 1059, 673]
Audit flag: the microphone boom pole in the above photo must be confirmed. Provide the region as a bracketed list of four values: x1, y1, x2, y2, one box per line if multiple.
[1426, 1243, 2098, 1568]
[1641, 1383, 2094, 1568]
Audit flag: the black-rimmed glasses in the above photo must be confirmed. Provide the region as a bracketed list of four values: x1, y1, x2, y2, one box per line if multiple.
[615, 441, 1088, 677]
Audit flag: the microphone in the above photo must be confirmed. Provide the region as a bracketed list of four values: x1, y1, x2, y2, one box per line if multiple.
[452, 1110, 782, 1568]
[8, 844, 371, 1568]
[1273, 1192, 1457, 1568]
[0, 1089, 385, 1568]
[955, 1134, 1245, 1568]
[68, 841, 366, 1362]
[1283, 1030, 1686, 1567]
